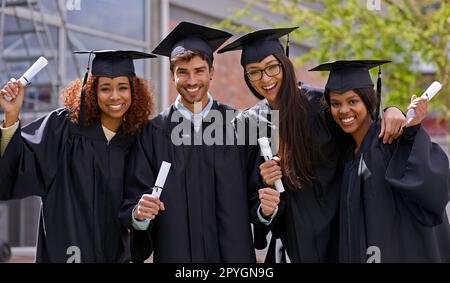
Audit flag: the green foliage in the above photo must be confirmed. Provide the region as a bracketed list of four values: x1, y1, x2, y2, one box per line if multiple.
[218, 0, 449, 116]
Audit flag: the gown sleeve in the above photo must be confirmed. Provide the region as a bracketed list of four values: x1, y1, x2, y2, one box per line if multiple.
[0, 108, 70, 200]
[385, 124, 450, 226]
[119, 122, 156, 262]
[234, 109, 272, 250]
[247, 144, 269, 250]
[119, 122, 157, 228]
[1, 121, 19, 156]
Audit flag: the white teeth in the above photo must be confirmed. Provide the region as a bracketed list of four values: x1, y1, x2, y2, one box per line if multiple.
[341, 117, 355, 123]
[109, 104, 123, 110]
[263, 83, 276, 91]
[187, 87, 199, 92]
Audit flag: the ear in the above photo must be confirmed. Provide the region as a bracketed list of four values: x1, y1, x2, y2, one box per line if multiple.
[209, 66, 215, 80]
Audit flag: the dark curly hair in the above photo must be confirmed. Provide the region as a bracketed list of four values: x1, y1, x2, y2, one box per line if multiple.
[61, 76, 154, 136]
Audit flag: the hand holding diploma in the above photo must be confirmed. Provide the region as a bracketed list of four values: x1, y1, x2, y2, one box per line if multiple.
[151, 161, 171, 198]
[3, 56, 48, 102]
[134, 161, 171, 221]
[406, 94, 429, 127]
[0, 78, 25, 127]
[258, 137, 285, 193]
[1, 57, 48, 127]
[406, 81, 442, 124]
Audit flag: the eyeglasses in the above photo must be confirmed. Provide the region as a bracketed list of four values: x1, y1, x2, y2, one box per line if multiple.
[245, 63, 281, 82]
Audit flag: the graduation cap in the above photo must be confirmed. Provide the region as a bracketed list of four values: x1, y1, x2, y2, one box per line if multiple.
[152, 21, 233, 63]
[74, 50, 156, 126]
[217, 27, 298, 67]
[74, 50, 156, 77]
[309, 59, 391, 119]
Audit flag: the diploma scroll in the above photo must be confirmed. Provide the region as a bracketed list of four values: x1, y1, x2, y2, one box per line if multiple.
[258, 137, 285, 193]
[406, 81, 442, 120]
[4, 56, 48, 101]
[151, 161, 171, 198]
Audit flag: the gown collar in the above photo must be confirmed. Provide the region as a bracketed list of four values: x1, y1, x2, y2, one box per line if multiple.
[70, 119, 132, 147]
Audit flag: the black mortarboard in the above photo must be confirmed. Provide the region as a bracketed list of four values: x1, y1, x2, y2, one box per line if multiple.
[152, 21, 232, 62]
[309, 59, 391, 119]
[308, 59, 391, 93]
[74, 50, 156, 77]
[217, 27, 298, 66]
[74, 50, 156, 126]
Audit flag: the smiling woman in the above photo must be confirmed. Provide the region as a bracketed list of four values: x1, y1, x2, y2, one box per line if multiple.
[218, 28, 408, 263]
[218, 27, 341, 263]
[97, 77, 133, 129]
[63, 67, 154, 136]
[0, 50, 156, 262]
[98, 76, 132, 133]
[244, 57, 282, 106]
[329, 88, 375, 151]
[312, 59, 450, 262]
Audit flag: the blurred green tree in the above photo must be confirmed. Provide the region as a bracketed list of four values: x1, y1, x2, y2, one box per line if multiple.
[219, 0, 449, 119]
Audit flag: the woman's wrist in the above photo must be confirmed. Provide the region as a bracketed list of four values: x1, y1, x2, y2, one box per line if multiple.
[3, 113, 19, 127]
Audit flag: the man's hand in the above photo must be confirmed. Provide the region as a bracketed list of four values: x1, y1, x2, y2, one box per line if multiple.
[134, 194, 165, 221]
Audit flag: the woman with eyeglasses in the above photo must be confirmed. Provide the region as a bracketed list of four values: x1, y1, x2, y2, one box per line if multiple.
[218, 28, 406, 262]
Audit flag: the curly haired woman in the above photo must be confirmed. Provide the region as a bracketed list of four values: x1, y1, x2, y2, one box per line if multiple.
[0, 50, 155, 262]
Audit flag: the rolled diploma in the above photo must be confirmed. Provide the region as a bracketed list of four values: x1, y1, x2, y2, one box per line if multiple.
[258, 137, 285, 193]
[406, 81, 442, 120]
[151, 161, 171, 198]
[4, 56, 48, 101]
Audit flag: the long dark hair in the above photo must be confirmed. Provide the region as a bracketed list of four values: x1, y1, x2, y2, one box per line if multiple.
[275, 53, 315, 188]
[245, 53, 315, 189]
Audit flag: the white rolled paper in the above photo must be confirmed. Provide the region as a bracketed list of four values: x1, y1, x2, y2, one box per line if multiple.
[258, 137, 285, 193]
[19, 56, 48, 86]
[406, 81, 442, 120]
[152, 161, 172, 198]
[4, 56, 48, 101]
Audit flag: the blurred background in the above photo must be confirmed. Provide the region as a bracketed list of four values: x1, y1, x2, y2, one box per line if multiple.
[0, 0, 448, 262]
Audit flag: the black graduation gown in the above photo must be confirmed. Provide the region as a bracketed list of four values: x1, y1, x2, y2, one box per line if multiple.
[246, 85, 344, 263]
[0, 108, 133, 262]
[120, 101, 260, 263]
[339, 122, 450, 262]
